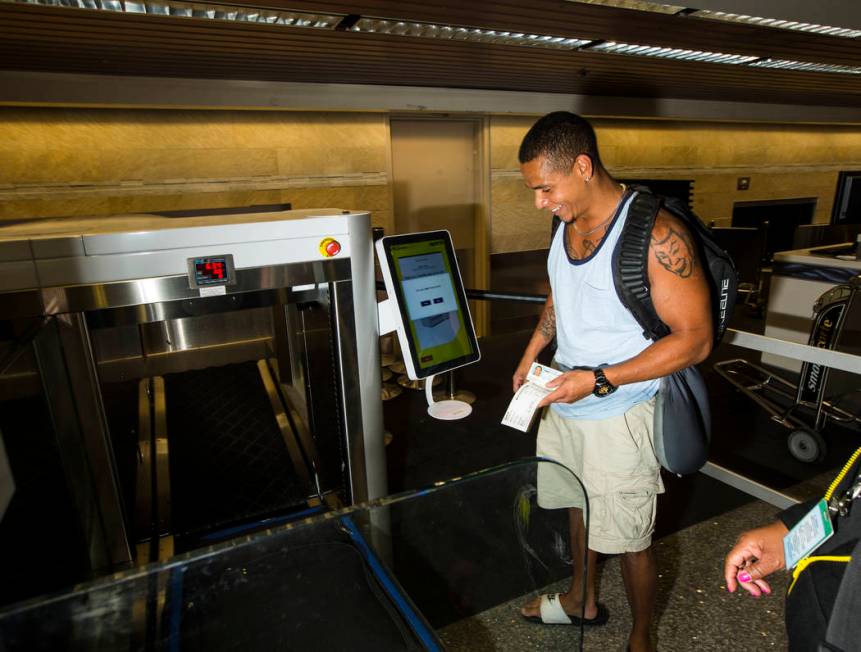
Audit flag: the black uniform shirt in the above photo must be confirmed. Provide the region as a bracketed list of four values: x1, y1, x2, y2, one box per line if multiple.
[779, 455, 861, 652]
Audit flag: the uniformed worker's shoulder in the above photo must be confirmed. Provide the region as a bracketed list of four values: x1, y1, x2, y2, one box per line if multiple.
[648, 207, 699, 279]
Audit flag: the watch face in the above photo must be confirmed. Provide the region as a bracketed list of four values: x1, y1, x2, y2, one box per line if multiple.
[593, 369, 617, 397]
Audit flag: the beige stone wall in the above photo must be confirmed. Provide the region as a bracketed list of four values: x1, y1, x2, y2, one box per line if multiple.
[3, 107, 860, 255]
[490, 116, 861, 253]
[0, 108, 393, 231]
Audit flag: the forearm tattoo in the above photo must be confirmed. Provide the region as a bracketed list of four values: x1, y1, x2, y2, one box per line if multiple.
[651, 226, 696, 278]
[539, 303, 556, 341]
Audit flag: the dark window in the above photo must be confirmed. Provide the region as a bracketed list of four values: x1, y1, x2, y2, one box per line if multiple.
[618, 179, 694, 210]
[732, 198, 816, 261]
[832, 171, 861, 225]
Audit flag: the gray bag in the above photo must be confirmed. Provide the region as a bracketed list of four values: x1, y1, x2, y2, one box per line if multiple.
[653, 366, 711, 475]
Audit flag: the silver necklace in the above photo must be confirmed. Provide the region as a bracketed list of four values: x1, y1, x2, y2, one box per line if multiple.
[572, 212, 613, 237]
[571, 184, 627, 237]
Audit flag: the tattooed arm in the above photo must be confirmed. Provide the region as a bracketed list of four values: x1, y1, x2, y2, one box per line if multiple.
[513, 293, 556, 392]
[538, 210, 712, 406]
[600, 209, 712, 384]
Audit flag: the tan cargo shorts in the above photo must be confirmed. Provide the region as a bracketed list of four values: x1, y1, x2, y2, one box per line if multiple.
[536, 397, 664, 554]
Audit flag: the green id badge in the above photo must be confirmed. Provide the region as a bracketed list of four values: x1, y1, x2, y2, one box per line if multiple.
[783, 498, 834, 570]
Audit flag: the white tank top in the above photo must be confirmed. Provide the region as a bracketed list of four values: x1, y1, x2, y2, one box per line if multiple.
[548, 190, 659, 419]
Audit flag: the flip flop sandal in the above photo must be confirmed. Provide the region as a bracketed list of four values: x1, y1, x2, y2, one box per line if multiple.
[524, 593, 610, 626]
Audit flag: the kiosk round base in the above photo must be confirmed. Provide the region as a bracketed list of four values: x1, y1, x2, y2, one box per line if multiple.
[427, 399, 472, 420]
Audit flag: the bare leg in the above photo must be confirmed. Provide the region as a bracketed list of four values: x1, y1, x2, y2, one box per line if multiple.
[619, 546, 656, 652]
[564, 507, 598, 617]
[521, 508, 598, 619]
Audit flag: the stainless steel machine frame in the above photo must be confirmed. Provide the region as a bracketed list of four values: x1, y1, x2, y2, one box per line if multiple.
[0, 208, 385, 576]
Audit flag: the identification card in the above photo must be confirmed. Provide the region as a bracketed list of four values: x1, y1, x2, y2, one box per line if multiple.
[524, 362, 562, 389]
[783, 498, 834, 570]
[501, 363, 564, 432]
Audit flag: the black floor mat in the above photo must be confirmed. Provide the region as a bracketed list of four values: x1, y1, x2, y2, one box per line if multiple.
[169, 522, 428, 651]
[165, 361, 309, 537]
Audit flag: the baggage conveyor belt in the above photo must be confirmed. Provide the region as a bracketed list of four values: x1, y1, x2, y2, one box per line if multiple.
[0, 511, 440, 652]
[167, 517, 434, 651]
[159, 360, 314, 545]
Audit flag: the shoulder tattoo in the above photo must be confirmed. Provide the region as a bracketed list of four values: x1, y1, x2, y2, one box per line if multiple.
[539, 303, 556, 340]
[650, 224, 696, 278]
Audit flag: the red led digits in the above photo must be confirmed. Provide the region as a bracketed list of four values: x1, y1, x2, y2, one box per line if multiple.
[197, 259, 226, 282]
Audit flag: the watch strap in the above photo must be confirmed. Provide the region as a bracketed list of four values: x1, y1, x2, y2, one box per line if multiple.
[592, 368, 617, 397]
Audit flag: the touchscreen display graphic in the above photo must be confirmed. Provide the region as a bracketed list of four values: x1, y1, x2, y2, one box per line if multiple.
[385, 234, 478, 375]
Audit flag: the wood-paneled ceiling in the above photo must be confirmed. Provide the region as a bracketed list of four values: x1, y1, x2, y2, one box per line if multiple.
[2, 0, 860, 107]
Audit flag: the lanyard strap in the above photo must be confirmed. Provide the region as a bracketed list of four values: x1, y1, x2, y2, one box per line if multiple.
[788, 556, 851, 595]
[826, 447, 861, 517]
[825, 447, 861, 502]
[790, 448, 860, 592]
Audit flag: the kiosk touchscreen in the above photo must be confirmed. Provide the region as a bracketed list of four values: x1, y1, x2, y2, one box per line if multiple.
[376, 231, 480, 420]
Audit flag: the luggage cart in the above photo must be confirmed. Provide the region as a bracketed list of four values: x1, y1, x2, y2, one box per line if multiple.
[714, 276, 861, 463]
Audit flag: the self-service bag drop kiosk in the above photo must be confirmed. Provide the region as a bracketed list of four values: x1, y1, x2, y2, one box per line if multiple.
[376, 230, 480, 420]
[0, 208, 386, 590]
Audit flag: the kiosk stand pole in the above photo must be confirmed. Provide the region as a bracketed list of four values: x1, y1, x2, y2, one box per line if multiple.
[435, 371, 476, 405]
[425, 374, 472, 420]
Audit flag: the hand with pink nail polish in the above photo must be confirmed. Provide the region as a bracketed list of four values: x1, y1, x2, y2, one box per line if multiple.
[723, 521, 788, 596]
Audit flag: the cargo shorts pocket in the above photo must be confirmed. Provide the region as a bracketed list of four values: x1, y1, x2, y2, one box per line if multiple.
[612, 489, 656, 541]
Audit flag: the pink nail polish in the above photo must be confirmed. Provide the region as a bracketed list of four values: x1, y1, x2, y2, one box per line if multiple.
[738, 571, 751, 583]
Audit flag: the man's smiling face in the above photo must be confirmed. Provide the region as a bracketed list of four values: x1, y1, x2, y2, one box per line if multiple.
[520, 155, 586, 223]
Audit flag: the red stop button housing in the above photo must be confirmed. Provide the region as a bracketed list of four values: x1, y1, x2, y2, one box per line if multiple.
[319, 237, 342, 257]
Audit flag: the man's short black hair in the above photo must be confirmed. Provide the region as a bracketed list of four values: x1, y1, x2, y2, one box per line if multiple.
[518, 111, 602, 173]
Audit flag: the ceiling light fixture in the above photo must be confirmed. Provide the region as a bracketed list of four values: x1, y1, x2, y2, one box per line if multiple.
[4, 0, 860, 76]
[589, 40, 758, 64]
[691, 10, 861, 40]
[6, 0, 341, 28]
[563, 0, 685, 14]
[350, 18, 593, 50]
[562, 1, 861, 39]
[749, 58, 861, 75]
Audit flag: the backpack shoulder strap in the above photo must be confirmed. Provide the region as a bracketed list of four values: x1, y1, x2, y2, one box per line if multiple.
[612, 191, 671, 341]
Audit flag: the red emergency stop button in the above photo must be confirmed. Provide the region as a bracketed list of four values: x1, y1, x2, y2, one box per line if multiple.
[319, 237, 342, 257]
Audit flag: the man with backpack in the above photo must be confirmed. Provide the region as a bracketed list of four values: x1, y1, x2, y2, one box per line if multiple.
[513, 112, 714, 652]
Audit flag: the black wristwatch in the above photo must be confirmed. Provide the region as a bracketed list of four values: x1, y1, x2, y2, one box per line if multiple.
[592, 368, 617, 398]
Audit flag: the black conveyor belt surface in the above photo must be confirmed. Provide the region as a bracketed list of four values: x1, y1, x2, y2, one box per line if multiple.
[165, 361, 308, 538]
[172, 521, 427, 651]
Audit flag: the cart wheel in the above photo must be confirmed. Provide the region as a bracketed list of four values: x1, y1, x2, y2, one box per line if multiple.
[787, 428, 827, 463]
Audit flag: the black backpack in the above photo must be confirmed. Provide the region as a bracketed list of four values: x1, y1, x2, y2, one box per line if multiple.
[612, 189, 738, 346]
[613, 189, 738, 474]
